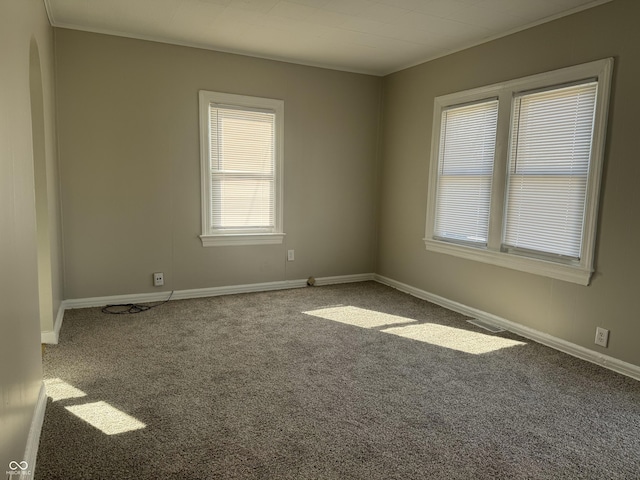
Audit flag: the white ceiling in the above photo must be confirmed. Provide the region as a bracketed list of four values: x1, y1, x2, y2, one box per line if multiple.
[44, 0, 611, 76]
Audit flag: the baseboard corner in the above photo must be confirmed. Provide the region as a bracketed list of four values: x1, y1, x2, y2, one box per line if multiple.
[40, 330, 57, 344]
[41, 302, 65, 344]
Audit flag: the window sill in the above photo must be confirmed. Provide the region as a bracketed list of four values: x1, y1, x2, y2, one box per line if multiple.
[423, 238, 592, 286]
[200, 233, 285, 247]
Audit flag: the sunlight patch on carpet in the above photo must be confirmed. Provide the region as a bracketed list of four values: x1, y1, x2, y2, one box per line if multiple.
[303, 305, 414, 328]
[44, 378, 87, 402]
[383, 323, 526, 354]
[304, 305, 526, 354]
[65, 401, 146, 435]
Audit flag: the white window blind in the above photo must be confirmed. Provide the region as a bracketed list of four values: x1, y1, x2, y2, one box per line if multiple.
[434, 100, 498, 245]
[209, 105, 276, 232]
[504, 82, 598, 259]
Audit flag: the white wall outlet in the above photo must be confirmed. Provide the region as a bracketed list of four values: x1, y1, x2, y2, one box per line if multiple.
[153, 272, 164, 287]
[595, 327, 609, 347]
[287, 249, 295, 261]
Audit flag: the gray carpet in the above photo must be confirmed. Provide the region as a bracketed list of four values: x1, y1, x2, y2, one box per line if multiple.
[36, 281, 640, 479]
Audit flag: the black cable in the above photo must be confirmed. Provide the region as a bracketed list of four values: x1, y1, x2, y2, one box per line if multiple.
[101, 290, 174, 315]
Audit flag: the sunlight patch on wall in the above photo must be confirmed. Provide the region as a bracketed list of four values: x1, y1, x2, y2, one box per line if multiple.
[303, 305, 413, 328]
[65, 401, 146, 435]
[44, 378, 87, 401]
[303, 305, 526, 354]
[383, 323, 526, 354]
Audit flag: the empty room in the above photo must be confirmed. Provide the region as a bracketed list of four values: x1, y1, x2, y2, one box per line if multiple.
[2, 0, 639, 478]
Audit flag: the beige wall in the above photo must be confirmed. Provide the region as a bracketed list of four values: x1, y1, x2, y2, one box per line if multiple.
[378, 0, 640, 367]
[55, 29, 381, 299]
[0, 0, 61, 468]
[31, 34, 64, 335]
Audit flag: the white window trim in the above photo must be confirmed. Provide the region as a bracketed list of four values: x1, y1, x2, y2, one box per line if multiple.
[424, 58, 614, 285]
[199, 90, 285, 247]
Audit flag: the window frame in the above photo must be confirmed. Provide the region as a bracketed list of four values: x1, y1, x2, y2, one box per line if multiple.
[433, 98, 499, 247]
[424, 58, 613, 285]
[199, 90, 285, 247]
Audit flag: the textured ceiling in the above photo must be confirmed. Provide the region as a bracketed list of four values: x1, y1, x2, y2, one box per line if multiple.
[45, 0, 611, 75]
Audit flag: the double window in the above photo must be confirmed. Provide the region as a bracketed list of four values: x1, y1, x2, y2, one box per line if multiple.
[199, 91, 284, 246]
[425, 59, 613, 285]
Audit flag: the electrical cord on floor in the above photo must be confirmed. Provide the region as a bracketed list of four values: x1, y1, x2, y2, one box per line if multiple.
[101, 290, 174, 315]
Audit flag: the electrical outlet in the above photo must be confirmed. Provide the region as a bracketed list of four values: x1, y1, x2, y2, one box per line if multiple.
[595, 327, 609, 347]
[153, 272, 164, 287]
[287, 249, 295, 261]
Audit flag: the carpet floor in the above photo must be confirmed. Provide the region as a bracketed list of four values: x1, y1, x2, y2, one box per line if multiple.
[36, 281, 640, 479]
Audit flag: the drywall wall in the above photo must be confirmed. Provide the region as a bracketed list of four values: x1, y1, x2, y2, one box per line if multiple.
[0, 0, 61, 469]
[55, 29, 381, 298]
[30, 34, 64, 337]
[378, 0, 640, 367]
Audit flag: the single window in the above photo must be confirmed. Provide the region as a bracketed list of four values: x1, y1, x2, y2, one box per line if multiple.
[199, 91, 284, 247]
[504, 82, 597, 260]
[424, 59, 613, 285]
[434, 99, 498, 246]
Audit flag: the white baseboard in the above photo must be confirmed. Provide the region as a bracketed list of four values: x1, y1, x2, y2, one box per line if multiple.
[172, 279, 306, 301]
[20, 382, 47, 478]
[40, 331, 56, 344]
[41, 303, 65, 345]
[314, 273, 375, 286]
[374, 274, 640, 382]
[63, 273, 375, 309]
